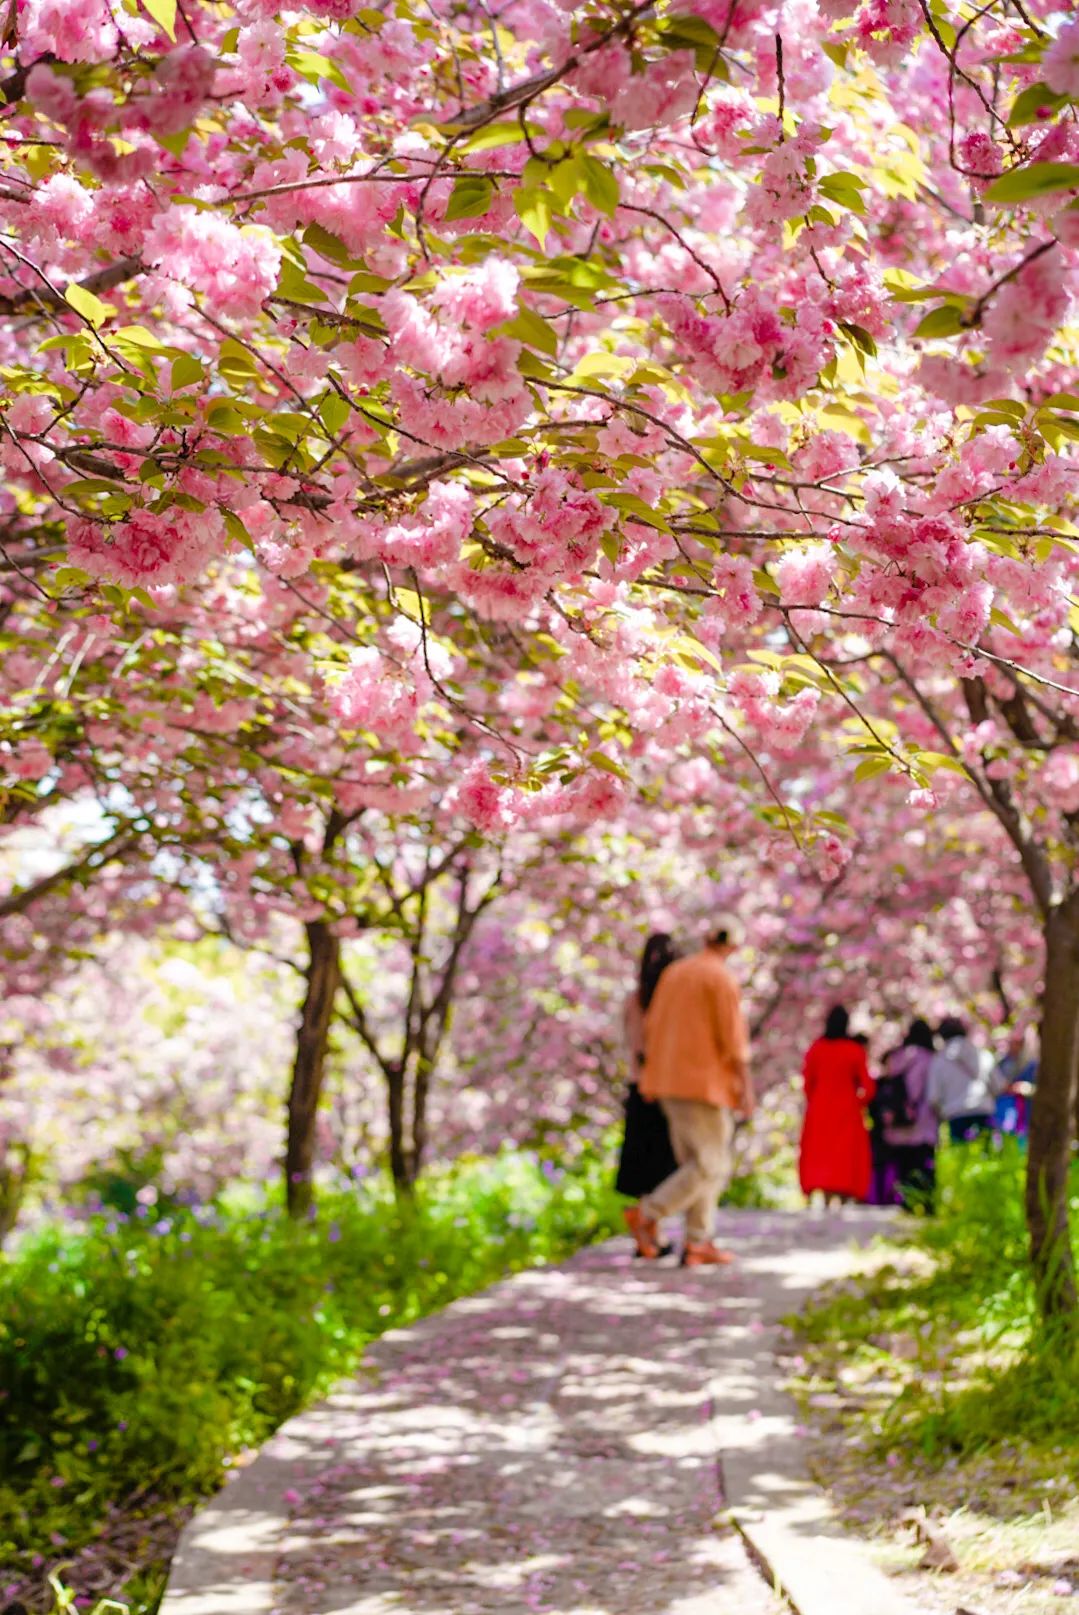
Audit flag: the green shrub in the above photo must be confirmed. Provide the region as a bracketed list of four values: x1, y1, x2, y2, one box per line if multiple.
[0, 1147, 623, 1610]
[794, 1140, 1079, 1471]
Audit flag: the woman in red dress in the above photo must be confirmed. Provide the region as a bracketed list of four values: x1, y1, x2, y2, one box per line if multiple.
[799, 1005, 876, 1205]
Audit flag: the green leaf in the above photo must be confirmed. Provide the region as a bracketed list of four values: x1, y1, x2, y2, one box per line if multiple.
[140, 0, 177, 39]
[155, 129, 191, 159]
[320, 389, 352, 435]
[819, 172, 867, 214]
[603, 491, 671, 531]
[912, 304, 967, 340]
[976, 397, 1026, 420]
[515, 348, 555, 381]
[170, 354, 205, 391]
[287, 50, 351, 93]
[838, 321, 877, 356]
[275, 256, 330, 305]
[458, 121, 532, 153]
[970, 409, 1025, 434]
[218, 338, 260, 386]
[642, 161, 686, 190]
[223, 509, 251, 547]
[738, 443, 791, 468]
[917, 751, 968, 775]
[64, 477, 127, 496]
[562, 108, 609, 133]
[348, 270, 392, 296]
[886, 277, 957, 304]
[579, 155, 620, 217]
[548, 157, 581, 209]
[652, 12, 723, 68]
[673, 634, 723, 675]
[64, 283, 114, 329]
[445, 176, 496, 221]
[589, 751, 630, 780]
[984, 162, 1079, 205]
[566, 351, 634, 383]
[500, 304, 559, 357]
[1008, 83, 1067, 128]
[114, 325, 169, 351]
[514, 186, 554, 249]
[302, 222, 356, 266]
[206, 401, 246, 433]
[853, 755, 891, 783]
[394, 586, 431, 625]
[51, 565, 92, 591]
[1040, 412, 1079, 445]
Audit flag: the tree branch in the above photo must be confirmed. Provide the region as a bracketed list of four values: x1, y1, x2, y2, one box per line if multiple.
[0, 829, 135, 920]
[0, 255, 143, 317]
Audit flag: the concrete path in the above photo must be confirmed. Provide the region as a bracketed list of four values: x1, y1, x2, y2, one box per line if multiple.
[161, 1208, 924, 1615]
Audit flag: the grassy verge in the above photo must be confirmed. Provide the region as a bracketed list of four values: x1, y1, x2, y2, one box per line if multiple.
[786, 1143, 1079, 1609]
[0, 1147, 623, 1614]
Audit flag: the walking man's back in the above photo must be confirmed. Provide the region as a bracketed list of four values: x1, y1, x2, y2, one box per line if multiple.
[644, 948, 748, 1112]
[625, 916, 753, 1268]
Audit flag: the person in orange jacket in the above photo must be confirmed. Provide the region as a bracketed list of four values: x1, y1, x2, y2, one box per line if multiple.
[625, 915, 754, 1267]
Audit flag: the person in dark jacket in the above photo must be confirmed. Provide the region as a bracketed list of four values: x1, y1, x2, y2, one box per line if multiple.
[615, 933, 679, 1218]
[880, 1018, 938, 1213]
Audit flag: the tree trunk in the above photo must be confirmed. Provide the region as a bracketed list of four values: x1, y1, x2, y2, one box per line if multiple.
[412, 1052, 433, 1185]
[1028, 893, 1079, 1320]
[285, 920, 341, 1217]
[386, 1060, 415, 1200]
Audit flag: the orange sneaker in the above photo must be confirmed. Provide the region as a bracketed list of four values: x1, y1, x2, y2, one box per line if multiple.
[681, 1240, 736, 1268]
[624, 1203, 661, 1260]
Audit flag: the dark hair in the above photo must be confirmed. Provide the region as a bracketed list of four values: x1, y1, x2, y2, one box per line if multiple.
[938, 1015, 967, 1042]
[904, 1018, 935, 1051]
[852, 1032, 869, 1047]
[638, 932, 677, 1011]
[823, 1004, 850, 1040]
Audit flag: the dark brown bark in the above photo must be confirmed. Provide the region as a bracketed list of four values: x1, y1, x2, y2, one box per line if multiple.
[386, 1061, 413, 1199]
[385, 1052, 434, 1200]
[1028, 893, 1079, 1320]
[991, 962, 1013, 1027]
[412, 1054, 432, 1183]
[285, 919, 341, 1217]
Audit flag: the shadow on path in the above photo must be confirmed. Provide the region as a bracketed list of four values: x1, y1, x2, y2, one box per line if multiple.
[162, 1208, 896, 1615]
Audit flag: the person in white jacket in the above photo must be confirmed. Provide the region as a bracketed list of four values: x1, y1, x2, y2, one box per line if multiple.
[928, 1016, 1006, 1143]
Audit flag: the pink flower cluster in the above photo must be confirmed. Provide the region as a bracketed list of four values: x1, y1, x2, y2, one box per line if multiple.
[330, 649, 421, 750]
[1043, 18, 1079, 100]
[728, 670, 821, 755]
[144, 206, 281, 318]
[350, 481, 474, 573]
[68, 508, 226, 589]
[774, 544, 836, 608]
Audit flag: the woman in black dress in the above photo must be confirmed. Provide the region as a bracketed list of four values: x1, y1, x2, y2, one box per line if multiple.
[616, 933, 679, 1207]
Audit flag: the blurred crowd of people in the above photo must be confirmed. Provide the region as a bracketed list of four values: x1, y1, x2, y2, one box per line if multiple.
[799, 1009, 1037, 1214]
[615, 926, 1038, 1269]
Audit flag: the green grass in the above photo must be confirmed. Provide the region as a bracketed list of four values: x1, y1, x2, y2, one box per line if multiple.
[787, 1142, 1079, 1598]
[0, 1147, 623, 1613]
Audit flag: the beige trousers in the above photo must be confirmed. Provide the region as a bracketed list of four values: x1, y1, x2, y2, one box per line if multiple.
[640, 1099, 735, 1241]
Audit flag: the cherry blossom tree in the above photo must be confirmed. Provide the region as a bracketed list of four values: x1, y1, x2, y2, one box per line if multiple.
[4, 0, 1079, 1307]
